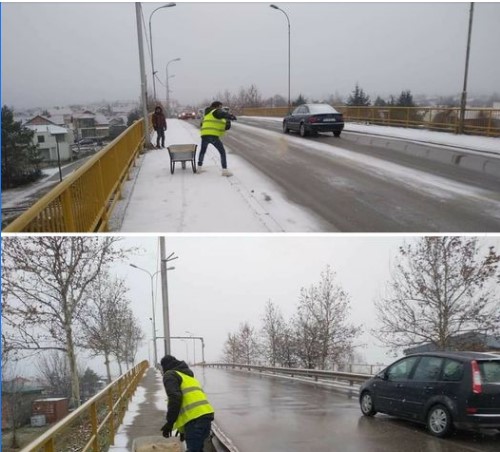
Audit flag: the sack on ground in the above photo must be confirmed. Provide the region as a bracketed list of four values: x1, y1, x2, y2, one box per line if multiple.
[133, 436, 182, 452]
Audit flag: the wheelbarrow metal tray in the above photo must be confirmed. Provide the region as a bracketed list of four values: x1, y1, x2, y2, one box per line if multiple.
[167, 144, 197, 174]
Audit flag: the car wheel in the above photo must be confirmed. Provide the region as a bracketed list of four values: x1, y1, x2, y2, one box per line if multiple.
[299, 123, 307, 137]
[333, 131, 341, 137]
[426, 404, 453, 438]
[283, 121, 290, 134]
[360, 391, 377, 416]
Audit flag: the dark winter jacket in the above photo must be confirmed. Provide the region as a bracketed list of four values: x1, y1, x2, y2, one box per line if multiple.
[161, 356, 214, 426]
[203, 106, 236, 121]
[152, 108, 167, 131]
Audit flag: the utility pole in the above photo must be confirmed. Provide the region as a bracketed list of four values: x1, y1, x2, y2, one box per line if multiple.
[459, 2, 474, 134]
[159, 239, 178, 356]
[135, 3, 151, 148]
[159, 237, 170, 356]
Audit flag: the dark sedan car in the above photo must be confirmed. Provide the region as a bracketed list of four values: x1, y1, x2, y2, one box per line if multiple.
[282, 103, 344, 137]
[359, 351, 500, 437]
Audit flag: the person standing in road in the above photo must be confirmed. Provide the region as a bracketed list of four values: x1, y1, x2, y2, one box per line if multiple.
[160, 355, 215, 452]
[198, 101, 237, 177]
[152, 105, 167, 148]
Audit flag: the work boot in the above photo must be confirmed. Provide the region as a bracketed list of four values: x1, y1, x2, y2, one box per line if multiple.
[221, 169, 233, 177]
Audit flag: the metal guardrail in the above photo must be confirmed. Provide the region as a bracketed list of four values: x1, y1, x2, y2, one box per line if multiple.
[205, 363, 371, 389]
[20, 361, 149, 452]
[240, 106, 500, 137]
[3, 117, 150, 233]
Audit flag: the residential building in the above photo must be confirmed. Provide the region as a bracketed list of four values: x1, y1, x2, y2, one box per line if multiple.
[25, 115, 73, 162]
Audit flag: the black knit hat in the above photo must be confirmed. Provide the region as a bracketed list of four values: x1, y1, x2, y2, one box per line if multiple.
[160, 355, 178, 371]
[210, 101, 222, 109]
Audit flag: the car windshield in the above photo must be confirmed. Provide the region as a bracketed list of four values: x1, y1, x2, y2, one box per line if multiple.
[479, 360, 500, 383]
[308, 104, 338, 114]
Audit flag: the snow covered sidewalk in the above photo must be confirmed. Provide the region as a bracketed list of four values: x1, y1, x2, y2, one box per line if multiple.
[111, 120, 327, 233]
[108, 368, 169, 451]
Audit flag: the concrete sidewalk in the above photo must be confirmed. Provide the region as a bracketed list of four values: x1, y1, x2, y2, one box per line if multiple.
[109, 120, 325, 233]
[109, 368, 215, 452]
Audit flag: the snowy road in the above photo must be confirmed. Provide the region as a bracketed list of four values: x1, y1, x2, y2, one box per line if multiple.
[225, 121, 500, 232]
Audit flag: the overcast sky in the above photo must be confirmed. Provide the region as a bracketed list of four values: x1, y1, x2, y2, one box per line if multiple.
[111, 235, 500, 370]
[2, 1, 500, 110]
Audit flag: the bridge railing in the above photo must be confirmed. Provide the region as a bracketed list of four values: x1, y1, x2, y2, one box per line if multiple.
[3, 117, 150, 233]
[239, 106, 500, 137]
[205, 363, 372, 394]
[20, 361, 149, 452]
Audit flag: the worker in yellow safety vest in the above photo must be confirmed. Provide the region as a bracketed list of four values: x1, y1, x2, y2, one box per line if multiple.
[198, 101, 237, 177]
[160, 355, 215, 452]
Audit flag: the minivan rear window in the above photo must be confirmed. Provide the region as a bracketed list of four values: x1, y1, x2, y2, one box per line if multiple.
[479, 361, 500, 383]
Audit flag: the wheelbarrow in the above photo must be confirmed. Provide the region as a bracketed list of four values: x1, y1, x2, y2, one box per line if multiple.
[167, 144, 198, 174]
[132, 435, 183, 452]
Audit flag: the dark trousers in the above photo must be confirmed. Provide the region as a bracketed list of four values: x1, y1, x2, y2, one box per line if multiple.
[155, 128, 165, 147]
[198, 135, 227, 169]
[184, 415, 213, 452]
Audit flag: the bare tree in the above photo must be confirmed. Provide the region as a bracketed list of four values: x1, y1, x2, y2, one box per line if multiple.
[121, 312, 144, 370]
[261, 300, 286, 366]
[222, 332, 241, 363]
[2, 362, 39, 448]
[222, 323, 261, 365]
[1, 236, 127, 407]
[36, 351, 77, 398]
[81, 273, 129, 382]
[295, 265, 360, 369]
[236, 322, 261, 365]
[374, 237, 500, 352]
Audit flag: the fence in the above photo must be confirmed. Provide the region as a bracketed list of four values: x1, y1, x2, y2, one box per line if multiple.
[240, 106, 500, 137]
[20, 361, 148, 452]
[205, 363, 372, 396]
[3, 117, 149, 233]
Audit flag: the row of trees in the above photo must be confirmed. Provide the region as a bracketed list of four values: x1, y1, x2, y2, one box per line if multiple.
[223, 237, 499, 369]
[223, 266, 361, 369]
[1, 237, 144, 408]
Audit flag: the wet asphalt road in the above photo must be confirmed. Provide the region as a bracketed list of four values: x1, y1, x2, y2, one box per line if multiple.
[224, 120, 500, 232]
[199, 367, 499, 452]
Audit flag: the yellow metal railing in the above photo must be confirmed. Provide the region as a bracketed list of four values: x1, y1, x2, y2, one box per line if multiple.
[20, 361, 149, 452]
[3, 117, 150, 233]
[240, 106, 500, 137]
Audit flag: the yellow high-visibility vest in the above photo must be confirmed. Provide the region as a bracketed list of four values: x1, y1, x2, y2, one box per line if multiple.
[200, 109, 227, 137]
[173, 371, 215, 432]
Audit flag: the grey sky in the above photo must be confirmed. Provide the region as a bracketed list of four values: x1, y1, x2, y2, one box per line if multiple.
[2, 1, 500, 110]
[113, 235, 500, 367]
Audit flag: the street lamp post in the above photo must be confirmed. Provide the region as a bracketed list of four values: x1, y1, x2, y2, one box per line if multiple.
[129, 263, 161, 366]
[270, 4, 291, 113]
[52, 130, 66, 182]
[459, 2, 474, 135]
[166, 57, 181, 117]
[149, 3, 176, 102]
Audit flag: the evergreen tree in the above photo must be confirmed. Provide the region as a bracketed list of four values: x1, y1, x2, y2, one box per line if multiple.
[346, 83, 371, 106]
[374, 96, 386, 107]
[1, 106, 43, 189]
[127, 108, 141, 126]
[397, 90, 415, 107]
[293, 94, 307, 106]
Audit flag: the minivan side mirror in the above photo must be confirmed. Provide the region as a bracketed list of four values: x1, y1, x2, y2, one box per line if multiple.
[376, 371, 388, 380]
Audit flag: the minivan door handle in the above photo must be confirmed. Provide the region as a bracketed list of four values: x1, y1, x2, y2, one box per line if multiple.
[425, 386, 434, 390]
